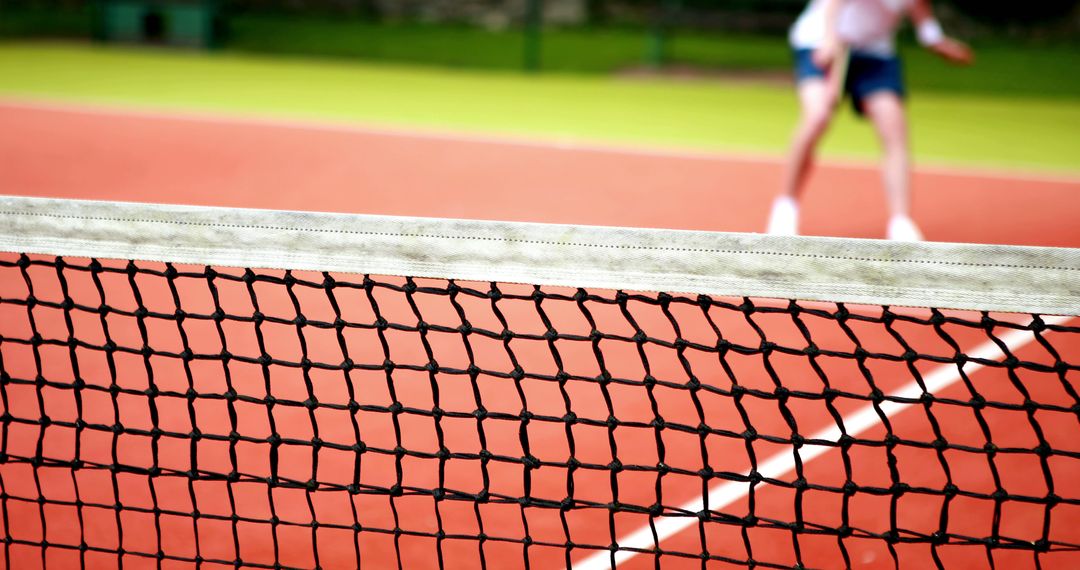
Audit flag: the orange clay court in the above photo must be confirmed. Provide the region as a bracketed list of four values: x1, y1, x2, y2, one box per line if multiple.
[0, 100, 1078, 570]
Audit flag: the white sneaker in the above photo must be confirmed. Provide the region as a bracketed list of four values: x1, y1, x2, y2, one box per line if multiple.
[766, 196, 799, 236]
[887, 216, 924, 242]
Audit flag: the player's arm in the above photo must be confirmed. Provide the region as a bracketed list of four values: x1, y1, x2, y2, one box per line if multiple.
[909, 0, 974, 65]
[812, 0, 846, 68]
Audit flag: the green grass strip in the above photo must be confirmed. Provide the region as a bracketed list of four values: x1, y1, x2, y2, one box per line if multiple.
[1, 42, 1077, 173]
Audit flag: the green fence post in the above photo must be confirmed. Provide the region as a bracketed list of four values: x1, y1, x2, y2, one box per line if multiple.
[647, 0, 681, 68]
[523, 0, 543, 72]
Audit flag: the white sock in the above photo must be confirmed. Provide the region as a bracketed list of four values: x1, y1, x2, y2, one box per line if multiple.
[766, 196, 799, 236]
[887, 215, 924, 242]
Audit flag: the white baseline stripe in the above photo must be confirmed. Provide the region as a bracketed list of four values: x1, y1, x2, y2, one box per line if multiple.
[572, 315, 1073, 569]
[2, 97, 1078, 185]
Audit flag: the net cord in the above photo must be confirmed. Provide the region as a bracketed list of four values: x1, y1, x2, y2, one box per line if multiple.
[0, 195, 1077, 316]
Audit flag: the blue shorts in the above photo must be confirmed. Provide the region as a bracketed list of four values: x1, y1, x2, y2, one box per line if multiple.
[793, 48, 905, 115]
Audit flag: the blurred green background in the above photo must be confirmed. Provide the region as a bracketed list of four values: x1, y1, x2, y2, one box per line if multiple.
[2, 0, 1078, 172]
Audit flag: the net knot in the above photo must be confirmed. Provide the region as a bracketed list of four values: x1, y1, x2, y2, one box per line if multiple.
[523, 455, 541, 469]
[562, 412, 577, 424]
[651, 416, 666, 429]
[607, 459, 623, 473]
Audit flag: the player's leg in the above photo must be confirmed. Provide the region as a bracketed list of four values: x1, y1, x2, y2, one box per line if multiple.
[769, 52, 843, 236]
[861, 91, 923, 241]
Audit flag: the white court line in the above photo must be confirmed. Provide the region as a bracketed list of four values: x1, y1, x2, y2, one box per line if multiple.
[2, 97, 1078, 185]
[572, 315, 1074, 570]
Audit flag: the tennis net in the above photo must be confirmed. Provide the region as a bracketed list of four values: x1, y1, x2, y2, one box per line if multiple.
[0, 195, 1077, 569]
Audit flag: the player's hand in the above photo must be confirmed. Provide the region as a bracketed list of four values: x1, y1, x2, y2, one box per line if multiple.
[813, 39, 841, 69]
[932, 38, 974, 65]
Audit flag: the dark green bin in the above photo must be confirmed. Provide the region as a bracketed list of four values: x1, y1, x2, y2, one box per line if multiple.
[98, 0, 219, 48]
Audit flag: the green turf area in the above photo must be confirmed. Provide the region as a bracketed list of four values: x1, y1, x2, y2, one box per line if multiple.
[0, 42, 1077, 173]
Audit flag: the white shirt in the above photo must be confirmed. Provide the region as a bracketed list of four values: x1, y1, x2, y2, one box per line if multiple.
[790, 0, 913, 57]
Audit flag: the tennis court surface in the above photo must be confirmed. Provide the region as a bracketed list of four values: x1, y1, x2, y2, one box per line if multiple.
[0, 195, 1077, 569]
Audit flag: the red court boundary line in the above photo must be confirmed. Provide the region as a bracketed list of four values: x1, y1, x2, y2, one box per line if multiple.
[3, 97, 1078, 186]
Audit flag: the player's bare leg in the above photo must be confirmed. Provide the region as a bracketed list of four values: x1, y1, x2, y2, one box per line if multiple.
[770, 75, 842, 236]
[862, 91, 923, 241]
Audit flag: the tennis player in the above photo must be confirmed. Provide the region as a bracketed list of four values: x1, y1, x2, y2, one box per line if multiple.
[767, 0, 973, 240]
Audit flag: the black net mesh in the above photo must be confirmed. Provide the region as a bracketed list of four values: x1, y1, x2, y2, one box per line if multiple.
[0, 253, 1078, 569]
